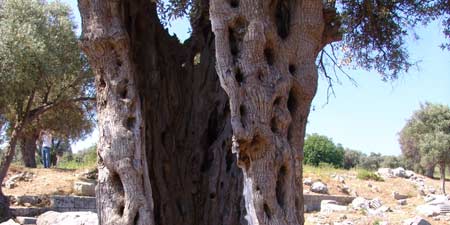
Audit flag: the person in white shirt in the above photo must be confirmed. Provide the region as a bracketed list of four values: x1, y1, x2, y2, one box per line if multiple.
[40, 130, 52, 168]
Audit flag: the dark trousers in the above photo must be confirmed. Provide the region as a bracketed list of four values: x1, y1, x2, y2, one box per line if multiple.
[42, 147, 51, 168]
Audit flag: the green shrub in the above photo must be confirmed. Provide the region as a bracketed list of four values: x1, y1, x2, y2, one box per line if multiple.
[58, 145, 96, 169]
[357, 170, 384, 181]
[304, 134, 344, 168]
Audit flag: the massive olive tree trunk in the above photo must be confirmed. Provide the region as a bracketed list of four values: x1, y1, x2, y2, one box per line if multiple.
[209, 0, 339, 224]
[79, 0, 245, 225]
[80, 0, 340, 224]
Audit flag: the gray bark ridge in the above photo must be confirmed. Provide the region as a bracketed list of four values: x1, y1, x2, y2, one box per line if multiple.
[79, 0, 154, 224]
[209, 0, 337, 224]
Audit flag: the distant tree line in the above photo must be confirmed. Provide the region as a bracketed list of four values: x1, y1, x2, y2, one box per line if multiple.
[304, 133, 414, 171]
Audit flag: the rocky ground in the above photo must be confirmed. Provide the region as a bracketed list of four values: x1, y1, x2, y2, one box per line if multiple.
[1, 165, 450, 225]
[304, 166, 450, 225]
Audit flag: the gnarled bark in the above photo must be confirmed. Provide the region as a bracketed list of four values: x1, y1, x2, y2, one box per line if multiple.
[79, 0, 245, 225]
[209, 0, 340, 224]
[79, 1, 154, 224]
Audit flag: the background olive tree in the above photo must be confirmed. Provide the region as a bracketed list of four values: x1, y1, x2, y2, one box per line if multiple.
[399, 103, 450, 194]
[0, 0, 94, 219]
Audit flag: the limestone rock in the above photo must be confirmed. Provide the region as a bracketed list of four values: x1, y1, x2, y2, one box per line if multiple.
[368, 198, 382, 209]
[405, 170, 416, 178]
[311, 181, 328, 194]
[392, 167, 406, 178]
[416, 204, 440, 217]
[320, 200, 347, 213]
[303, 177, 313, 186]
[37, 211, 98, 225]
[393, 191, 409, 200]
[351, 197, 369, 210]
[73, 181, 96, 196]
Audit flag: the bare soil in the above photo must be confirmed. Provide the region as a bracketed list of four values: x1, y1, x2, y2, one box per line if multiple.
[2, 165, 85, 196]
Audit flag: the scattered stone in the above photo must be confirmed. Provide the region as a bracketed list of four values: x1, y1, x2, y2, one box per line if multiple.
[403, 216, 431, 225]
[427, 187, 436, 194]
[351, 197, 369, 210]
[405, 170, 416, 178]
[303, 177, 313, 186]
[0, 219, 20, 225]
[320, 200, 348, 213]
[37, 211, 98, 225]
[416, 204, 440, 217]
[311, 181, 328, 194]
[368, 198, 382, 209]
[393, 191, 409, 200]
[424, 194, 449, 205]
[398, 199, 407, 205]
[367, 183, 372, 188]
[73, 181, 96, 196]
[393, 167, 406, 178]
[4, 172, 33, 189]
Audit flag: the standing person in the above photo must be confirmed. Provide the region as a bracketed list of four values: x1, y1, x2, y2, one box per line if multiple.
[40, 130, 52, 168]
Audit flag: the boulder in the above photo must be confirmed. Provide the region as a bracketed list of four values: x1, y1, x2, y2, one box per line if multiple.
[0, 219, 20, 225]
[351, 197, 369, 210]
[393, 191, 409, 200]
[303, 178, 313, 186]
[405, 170, 416, 178]
[403, 216, 431, 225]
[416, 204, 440, 217]
[424, 194, 449, 205]
[320, 200, 347, 213]
[37, 211, 98, 225]
[311, 181, 328, 194]
[392, 167, 406, 178]
[73, 181, 96, 196]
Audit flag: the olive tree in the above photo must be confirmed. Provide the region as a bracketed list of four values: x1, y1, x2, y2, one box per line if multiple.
[399, 103, 450, 194]
[0, 0, 94, 220]
[77, 0, 450, 224]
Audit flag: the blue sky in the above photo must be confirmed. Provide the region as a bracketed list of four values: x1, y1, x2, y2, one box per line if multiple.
[66, 1, 450, 155]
